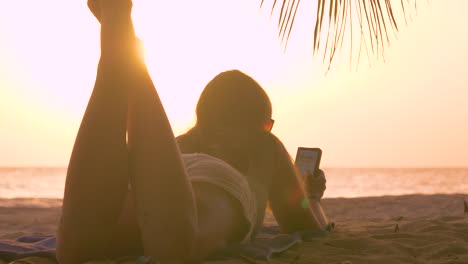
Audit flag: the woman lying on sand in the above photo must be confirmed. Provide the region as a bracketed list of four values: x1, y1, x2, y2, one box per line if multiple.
[56, 1, 328, 263]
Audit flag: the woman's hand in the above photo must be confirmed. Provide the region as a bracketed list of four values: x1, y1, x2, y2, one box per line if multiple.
[304, 169, 327, 200]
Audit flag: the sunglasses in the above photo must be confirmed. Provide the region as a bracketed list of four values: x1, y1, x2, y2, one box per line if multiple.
[263, 119, 275, 132]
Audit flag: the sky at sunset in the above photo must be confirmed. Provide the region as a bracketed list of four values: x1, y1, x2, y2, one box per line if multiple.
[1, 1, 467, 168]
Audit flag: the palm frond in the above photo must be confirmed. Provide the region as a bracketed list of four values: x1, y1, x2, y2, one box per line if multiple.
[262, 0, 418, 69]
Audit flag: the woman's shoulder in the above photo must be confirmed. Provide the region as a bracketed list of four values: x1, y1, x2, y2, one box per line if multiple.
[251, 133, 296, 183]
[256, 133, 291, 163]
[176, 129, 200, 153]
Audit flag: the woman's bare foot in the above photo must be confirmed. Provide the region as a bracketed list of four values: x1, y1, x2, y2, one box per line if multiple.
[87, 0, 133, 23]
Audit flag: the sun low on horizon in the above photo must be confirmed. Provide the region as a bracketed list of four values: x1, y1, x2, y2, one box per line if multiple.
[1, 0, 468, 168]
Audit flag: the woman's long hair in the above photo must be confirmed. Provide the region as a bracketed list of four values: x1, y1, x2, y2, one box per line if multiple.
[178, 70, 294, 176]
[195, 70, 272, 132]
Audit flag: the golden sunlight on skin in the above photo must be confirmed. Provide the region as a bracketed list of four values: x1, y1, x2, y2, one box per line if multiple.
[0, 1, 467, 167]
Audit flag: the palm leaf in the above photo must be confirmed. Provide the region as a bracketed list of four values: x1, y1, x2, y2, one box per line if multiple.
[262, 0, 417, 68]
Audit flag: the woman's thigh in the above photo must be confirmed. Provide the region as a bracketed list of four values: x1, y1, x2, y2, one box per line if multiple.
[57, 191, 142, 262]
[115, 183, 246, 260]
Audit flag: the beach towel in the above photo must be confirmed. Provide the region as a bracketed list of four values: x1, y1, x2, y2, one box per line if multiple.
[0, 226, 330, 263]
[0, 234, 56, 262]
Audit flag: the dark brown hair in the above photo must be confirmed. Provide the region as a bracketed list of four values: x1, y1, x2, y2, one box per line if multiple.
[195, 70, 272, 132]
[177, 70, 295, 176]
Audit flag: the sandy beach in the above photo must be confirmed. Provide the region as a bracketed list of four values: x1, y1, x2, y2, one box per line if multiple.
[1, 194, 467, 263]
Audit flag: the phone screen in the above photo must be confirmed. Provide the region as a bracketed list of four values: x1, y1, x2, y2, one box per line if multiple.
[295, 147, 322, 178]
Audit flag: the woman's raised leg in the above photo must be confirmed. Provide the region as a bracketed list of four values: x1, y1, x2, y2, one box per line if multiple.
[56, 1, 140, 263]
[58, 1, 243, 263]
[124, 15, 197, 264]
[76, 0, 197, 262]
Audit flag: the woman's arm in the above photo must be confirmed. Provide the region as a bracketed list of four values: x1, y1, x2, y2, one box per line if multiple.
[267, 136, 323, 233]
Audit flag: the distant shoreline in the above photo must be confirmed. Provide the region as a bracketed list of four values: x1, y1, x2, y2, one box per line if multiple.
[2, 168, 467, 200]
[1, 193, 466, 209]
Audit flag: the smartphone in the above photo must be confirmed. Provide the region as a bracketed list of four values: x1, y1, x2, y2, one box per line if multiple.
[294, 147, 331, 230]
[295, 147, 322, 178]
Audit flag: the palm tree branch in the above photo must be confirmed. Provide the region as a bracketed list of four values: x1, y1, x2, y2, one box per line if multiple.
[313, 0, 326, 53]
[279, 0, 295, 42]
[261, 0, 415, 68]
[284, 0, 302, 50]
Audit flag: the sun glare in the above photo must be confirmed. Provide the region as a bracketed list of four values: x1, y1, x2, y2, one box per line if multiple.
[129, 0, 301, 135]
[136, 37, 147, 63]
[2, 1, 468, 167]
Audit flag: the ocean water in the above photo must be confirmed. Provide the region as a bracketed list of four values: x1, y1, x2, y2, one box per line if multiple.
[0, 167, 467, 199]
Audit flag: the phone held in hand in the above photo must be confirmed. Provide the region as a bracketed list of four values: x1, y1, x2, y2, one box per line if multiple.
[294, 147, 333, 231]
[295, 147, 322, 178]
